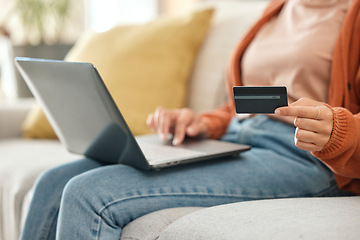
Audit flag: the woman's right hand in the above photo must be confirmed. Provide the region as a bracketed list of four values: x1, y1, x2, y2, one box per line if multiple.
[146, 107, 208, 145]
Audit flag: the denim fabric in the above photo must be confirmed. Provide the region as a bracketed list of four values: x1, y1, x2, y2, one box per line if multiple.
[20, 116, 349, 240]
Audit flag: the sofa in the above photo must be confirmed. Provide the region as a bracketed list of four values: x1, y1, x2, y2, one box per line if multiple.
[1, 1, 359, 240]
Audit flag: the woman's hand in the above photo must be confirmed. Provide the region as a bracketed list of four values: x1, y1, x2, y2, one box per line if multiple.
[146, 107, 208, 145]
[275, 98, 334, 152]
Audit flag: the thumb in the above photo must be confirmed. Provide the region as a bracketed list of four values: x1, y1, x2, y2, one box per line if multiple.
[290, 97, 319, 107]
[186, 121, 207, 137]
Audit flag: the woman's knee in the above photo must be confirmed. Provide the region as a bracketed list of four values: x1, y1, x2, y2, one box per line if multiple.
[33, 159, 102, 197]
[59, 164, 147, 211]
[60, 169, 102, 207]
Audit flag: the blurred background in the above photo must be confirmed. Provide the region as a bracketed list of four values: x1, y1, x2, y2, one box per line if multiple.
[0, 0, 199, 100]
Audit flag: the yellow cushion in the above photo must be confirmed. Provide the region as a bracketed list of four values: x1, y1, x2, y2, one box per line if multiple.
[22, 8, 214, 138]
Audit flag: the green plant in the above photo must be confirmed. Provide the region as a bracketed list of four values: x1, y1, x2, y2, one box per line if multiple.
[3, 0, 71, 45]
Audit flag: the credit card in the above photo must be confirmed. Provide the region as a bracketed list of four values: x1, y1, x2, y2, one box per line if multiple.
[233, 86, 288, 114]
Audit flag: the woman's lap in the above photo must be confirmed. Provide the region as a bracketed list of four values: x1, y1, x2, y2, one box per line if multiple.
[22, 116, 346, 240]
[56, 148, 339, 239]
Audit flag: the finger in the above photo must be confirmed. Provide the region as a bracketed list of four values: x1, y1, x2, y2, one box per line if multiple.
[294, 117, 316, 131]
[294, 139, 323, 152]
[295, 128, 329, 147]
[159, 110, 172, 140]
[153, 106, 164, 130]
[173, 109, 194, 145]
[186, 117, 206, 137]
[294, 117, 332, 134]
[276, 106, 321, 119]
[295, 127, 316, 143]
[290, 97, 318, 107]
[186, 122, 201, 137]
[146, 113, 155, 131]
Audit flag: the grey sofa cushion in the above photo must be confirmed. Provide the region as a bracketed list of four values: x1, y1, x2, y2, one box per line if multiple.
[158, 197, 360, 240]
[120, 207, 203, 240]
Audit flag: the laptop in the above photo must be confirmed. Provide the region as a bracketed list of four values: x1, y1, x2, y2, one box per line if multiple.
[15, 57, 250, 170]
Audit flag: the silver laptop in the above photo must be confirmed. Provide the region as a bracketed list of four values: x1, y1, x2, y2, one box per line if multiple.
[15, 57, 250, 170]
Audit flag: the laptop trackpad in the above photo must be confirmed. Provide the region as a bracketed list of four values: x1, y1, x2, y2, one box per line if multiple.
[138, 141, 206, 165]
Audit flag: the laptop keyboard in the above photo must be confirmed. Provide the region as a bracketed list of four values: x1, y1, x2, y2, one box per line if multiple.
[138, 142, 206, 165]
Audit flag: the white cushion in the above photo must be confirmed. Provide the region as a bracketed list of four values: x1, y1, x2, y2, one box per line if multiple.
[0, 98, 35, 139]
[0, 139, 79, 240]
[120, 207, 203, 240]
[158, 197, 360, 240]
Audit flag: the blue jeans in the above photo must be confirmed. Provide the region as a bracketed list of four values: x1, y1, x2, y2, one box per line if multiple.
[20, 116, 350, 240]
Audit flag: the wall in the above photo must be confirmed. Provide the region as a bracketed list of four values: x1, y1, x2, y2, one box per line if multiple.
[159, 0, 200, 16]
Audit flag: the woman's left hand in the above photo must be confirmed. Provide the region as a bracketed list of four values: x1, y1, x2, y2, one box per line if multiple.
[275, 98, 334, 152]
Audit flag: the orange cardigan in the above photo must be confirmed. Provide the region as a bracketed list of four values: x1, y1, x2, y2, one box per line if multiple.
[200, 0, 360, 195]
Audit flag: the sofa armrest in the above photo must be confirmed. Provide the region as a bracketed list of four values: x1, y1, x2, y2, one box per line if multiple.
[0, 98, 35, 139]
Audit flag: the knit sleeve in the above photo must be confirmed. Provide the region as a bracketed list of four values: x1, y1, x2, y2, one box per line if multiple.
[198, 99, 235, 139]
[312, 107, 360, 192]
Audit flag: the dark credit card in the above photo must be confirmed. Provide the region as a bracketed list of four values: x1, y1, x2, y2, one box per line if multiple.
[233, 86, 288, 114]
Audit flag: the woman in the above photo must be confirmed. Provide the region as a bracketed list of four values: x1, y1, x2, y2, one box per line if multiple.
[21, 0, 360, 239]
